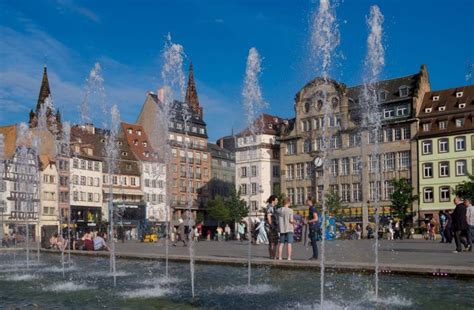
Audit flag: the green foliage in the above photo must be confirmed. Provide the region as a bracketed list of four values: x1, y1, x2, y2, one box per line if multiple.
[196, 212, 204, 225]
[207, 195, 230, 225]
[227, 189, 249, 224]
[325, 188, 343, 216]
[207, 190, 249, 225]
[456, 174, 474, 201]
[390, 178, 418, 219]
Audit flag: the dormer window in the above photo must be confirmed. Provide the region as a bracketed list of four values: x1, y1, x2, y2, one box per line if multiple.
[456, 91, 463, 98]
[144, 151, 149, 157]
[122, 151, 128, 156]
[127, 128, 133, 134]
[439, 120, 447, 129]
[133, 139, 138, 145]
[136, 130, 142, 136]
[422, 123, 431, 132]
[143, 141, 148, 147]
[459, 103, 466, 109]
[438, 106, 446, 111]
[378, 90, 387, 101]
[425, 107, 432, 113]
[433, 95, 440, 101]
[399, 86, 409, 97]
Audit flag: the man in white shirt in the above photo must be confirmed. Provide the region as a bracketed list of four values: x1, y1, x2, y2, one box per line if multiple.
[465, 198, 473, 252]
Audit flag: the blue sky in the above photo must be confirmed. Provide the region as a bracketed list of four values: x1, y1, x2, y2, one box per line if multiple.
[1, 0, 473, 142]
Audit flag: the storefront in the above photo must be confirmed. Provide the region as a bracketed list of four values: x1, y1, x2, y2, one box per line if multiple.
[71, 206, 102, 234]
[114, 202, 146, 240]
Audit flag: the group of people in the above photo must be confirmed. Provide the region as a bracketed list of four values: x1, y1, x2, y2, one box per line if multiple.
[264, 195, 319, 261]
[1, 232, 17, 248]
[449, 196, 473, 253]
[49, 230, 110, 252]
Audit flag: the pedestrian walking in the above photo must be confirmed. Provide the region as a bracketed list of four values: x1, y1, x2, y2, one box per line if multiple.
[277, 198, 295, 261]
[238, 222, 246, 242]
[306, 198, 319, 260]
[173, 219, 187, 247]
[452, 195, 470, 253]
[464, 197, 473, 251]
[265, 195, 279, 259]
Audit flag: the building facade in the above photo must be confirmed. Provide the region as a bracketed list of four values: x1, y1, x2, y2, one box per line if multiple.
[121, 122, 167, 223]
[417, 85, 474, 220]
[137, 64, 211, 221]
[208, 142, 235, 199]
[279, 66, 430, 231]
[235, 114, 282, 216]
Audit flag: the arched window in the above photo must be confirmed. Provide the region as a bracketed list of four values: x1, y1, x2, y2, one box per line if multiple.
[304, 101, 311, 113]
[332, 97, 339, 109]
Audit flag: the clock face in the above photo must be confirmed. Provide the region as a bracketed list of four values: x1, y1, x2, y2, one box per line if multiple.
[313, 157, 323, 168]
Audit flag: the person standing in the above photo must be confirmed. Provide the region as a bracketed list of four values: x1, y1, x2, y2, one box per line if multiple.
[451, 195, 469, 253]
[306, 198, 319, 260]
[445, 210, 453, 243]
[238, 222, 245, 242]
[277, 198, 295, 261]
[224, 224, 231, 241]
[439, 211, 447, 243]
[173, 219, 186, 247]
[464, 198, 473, 251]
[265, 195, 279, 259]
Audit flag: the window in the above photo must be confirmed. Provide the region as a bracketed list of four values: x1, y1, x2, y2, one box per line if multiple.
[398, 151, 410, 170]
[80, 176, 86, 185]
[459, 103, 466, 109]
[456, 91, 464, 98]
[396, 106, 408, 116]
[349, 132, 361, 147]
[456, 160, 467, 176]
[455, 137, 466, 151]
[131, 178, 136, 186]
[80, 160, 86, 169]
[272, 166, 280, 177]
[438, 139, 449, 153]
[305, 163, 312, 179]
[251, 183, 257, 195]
[384, 108, 394, 118]
[352, 183, 362, 202]
[286, 141, 296, 155]
[439, 162, 449, 177]
[287, 188, 295, 204]
[241, 167, 247, 178]
[432, 95, 439, 101]
[73, 158, 78, 168]
[341, 184, 350, 202]
[369, 181, 381, 201]
[424, 108, 432, 113]
[240, 184, 247, 195]
[455, 118, 465, 127]
[401, 126, 411, 140]
[438, 120, 447, 130]
[384, 180, 394, 201]
[423, 188, 434, 203]
[379, 90, 387, 101]
[331, 159, 339, 176]
[316, 185, 324, 203]
[423, 163, 433, 178]
[296, 187, 305, 205]
[286, 164, 295, 180]
[330, 135, 341, 149]
[422, 123, 431, 132]
[438, 106, 445, 111]
[384, 128, 393, 142]
[341, 158, 350, 176]
[251, 165, 257, 177]
[369, 155, 380, 173]
[440, 187, 450, 202]
[303, 139, 312, 153]
[422, 141, 432, 155]
[383, 153, 395, 171]
[351, 157, 360, 175]
[394, 128, 402, 141]
[296, 163, 304, 179]
[304, 102, 311, 113]
[332, 97, 339, 109]
[399, 86, 409, 97]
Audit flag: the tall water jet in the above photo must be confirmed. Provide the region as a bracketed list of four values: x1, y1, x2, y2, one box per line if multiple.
[362, 5, 385, 301]
[80, 63, 107, 124]
[159, 34, 190, 291]
[106, 104, 121, 287]
[309, 0, 340, 308]
[242, 47, 267, 287]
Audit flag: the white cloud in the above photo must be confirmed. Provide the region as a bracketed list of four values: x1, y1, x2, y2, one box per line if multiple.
[56, 0, 100, 22]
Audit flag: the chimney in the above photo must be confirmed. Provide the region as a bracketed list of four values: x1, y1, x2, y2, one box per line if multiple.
[219, 138, 224, 148]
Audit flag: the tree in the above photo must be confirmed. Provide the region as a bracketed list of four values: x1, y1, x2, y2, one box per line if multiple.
[207, 195, 230, 225]
[456, 174, 474, 201]
[227, 189, 248, 224]
[390, 178, 418, 220]
[325, 188, 343, 217]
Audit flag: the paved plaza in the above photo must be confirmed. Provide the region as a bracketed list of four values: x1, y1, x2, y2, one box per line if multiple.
[35, 239, 473, 277]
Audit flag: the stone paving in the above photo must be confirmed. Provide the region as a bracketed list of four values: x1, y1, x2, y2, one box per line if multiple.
[30, 238, 474, 277]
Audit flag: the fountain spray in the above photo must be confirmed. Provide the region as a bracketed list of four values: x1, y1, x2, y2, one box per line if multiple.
[310, 0, 340, 308]
[362, 5, 385, 301]
[242, 47, 267, 287]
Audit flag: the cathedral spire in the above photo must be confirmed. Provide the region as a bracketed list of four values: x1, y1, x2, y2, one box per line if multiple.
[185, 62, 202, 117]
[36, 65, 51, 111]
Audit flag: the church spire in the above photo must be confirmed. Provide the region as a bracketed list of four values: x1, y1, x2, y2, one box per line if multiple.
[185, 62, 202, 117]
[36, 65, 51, 111]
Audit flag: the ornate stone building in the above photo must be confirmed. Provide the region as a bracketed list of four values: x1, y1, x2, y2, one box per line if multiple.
[279, 65, 430, 232]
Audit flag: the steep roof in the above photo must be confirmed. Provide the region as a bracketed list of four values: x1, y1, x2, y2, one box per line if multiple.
[36, 66, 51, 110]
[120, 122, 161, 162]
[185, 62, 202, 117]
[236, 113, 284, 137]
